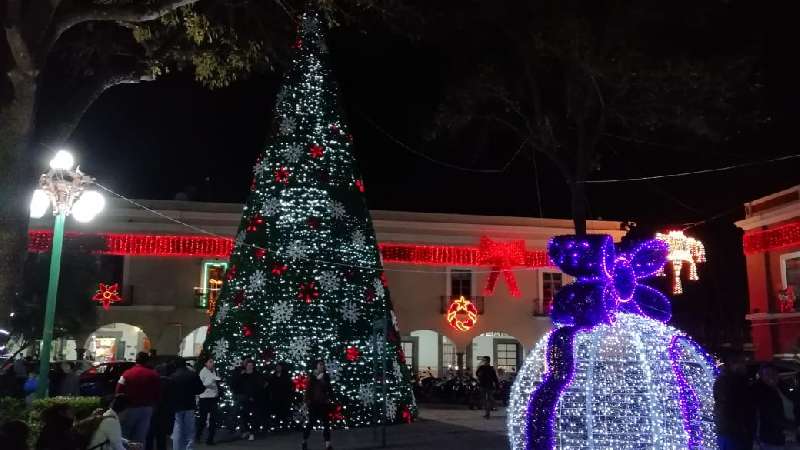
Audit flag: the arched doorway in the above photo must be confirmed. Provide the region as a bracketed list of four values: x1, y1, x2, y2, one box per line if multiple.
[179, 326, 208, 357]
[470, 331, 522, 377]
[402, 330, 459, 379]
[85, 323, 149, 362]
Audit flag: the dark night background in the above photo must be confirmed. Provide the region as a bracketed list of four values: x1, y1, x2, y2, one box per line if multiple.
[63, 2, 800, 350]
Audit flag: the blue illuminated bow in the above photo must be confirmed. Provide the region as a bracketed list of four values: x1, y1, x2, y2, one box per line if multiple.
[547, 235, 670, 328]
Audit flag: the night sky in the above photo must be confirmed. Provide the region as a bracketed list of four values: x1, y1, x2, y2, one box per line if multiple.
[66, 3, 800, 348]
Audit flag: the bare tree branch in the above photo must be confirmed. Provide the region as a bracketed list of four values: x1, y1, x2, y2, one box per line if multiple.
[40, 0, 200, 66]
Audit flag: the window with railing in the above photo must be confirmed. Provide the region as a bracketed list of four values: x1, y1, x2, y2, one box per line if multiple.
[495, 340, 520, 372]
[450, 269, 472, 297]
[537, 271, 563, 316]
[442, 337, 457, 372]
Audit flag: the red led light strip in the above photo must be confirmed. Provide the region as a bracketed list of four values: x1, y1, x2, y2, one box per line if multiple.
[743, 219, 800, 255]
[27, 230, 552, 269]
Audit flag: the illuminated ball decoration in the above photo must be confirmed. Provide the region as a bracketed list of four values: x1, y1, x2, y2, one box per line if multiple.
[655, 230, 706, 295]
[507, 235, 718, 450]
[446, 296, 478, 332]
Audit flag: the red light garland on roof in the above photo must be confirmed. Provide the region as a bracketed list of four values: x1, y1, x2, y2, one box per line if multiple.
[27, 230, 553, 271]
[743, 219, 800, 254]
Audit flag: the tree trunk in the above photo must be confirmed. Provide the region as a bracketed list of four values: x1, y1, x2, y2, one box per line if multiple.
[0, 78, 37, 330]
[570, 181, 588, 236]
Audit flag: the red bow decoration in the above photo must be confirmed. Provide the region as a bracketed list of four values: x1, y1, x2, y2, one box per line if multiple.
[478, 236, 525, 298]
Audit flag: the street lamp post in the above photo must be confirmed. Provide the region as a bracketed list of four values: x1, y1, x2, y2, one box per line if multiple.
[30, 150, 104, 398]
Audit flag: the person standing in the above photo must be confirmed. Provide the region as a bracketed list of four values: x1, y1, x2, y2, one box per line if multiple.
[302, 360, 333, 450]
[713, 355, 755, 450]
[754, 365, 790, 450]
[87, 394, 130, 450]
[58, 362, 80, 397]
[268, 362, 292, 427]
[197, 357, 221, 446]
[234, 359, 265, 440]
[36, 404, 79, 450]
[116, 352, 161, 445]
[169, 357, 204, 450]
[475, 356, 499, 419]
[146, 363, 174, 450]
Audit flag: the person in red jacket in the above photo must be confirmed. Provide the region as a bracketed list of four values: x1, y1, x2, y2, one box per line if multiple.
[116, 352, 161, 445]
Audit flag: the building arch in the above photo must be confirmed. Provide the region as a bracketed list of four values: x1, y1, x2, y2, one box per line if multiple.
[469, 331, 523, 376]
[84, 323, 150, 362]
[179, 326, 208, 357]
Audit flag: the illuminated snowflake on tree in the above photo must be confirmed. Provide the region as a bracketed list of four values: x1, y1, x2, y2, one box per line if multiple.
[211, 338, 229, 360]
[341, 302, 360, 323]
[248, 270, 266, 291]
[272, 301, 293, 323]
[372, 278, 385, 299]
[216, 302, 230, 324]
[279, 116, 296, 135]
[285, 240, 309, 260]
[283, 144, 304, 163]
[358, 384, 375, 406]
[393, 361, 404, 381]
[261, 196, 280, 216]
[386, 400, 398, 420]
[287, 336, 310, 363]
[326, 358, 341, 381]
[329, 200, 346, 219]
[234, 230, 246, 247]
[317, 270, 340, 291]
[351, 230, 366, 247]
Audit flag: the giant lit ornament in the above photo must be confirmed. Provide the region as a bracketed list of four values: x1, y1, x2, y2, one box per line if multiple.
[446, 296, 478, 332]
[656, 230, 706, 294]
[507, 235, 717, 450]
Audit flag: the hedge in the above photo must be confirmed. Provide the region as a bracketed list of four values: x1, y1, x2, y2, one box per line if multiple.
[0, 396, 101, 444]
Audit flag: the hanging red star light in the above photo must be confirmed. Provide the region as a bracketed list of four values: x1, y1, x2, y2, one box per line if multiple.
[309, 144, 324, 158]
[246, 214, 265, 233]
[92, 283, 122, 310]
[272, 263, 288, 276]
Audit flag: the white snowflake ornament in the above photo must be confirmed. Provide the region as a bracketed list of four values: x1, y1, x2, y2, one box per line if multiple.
[341, 302, 360, 323]
[317, 270, 340, 291]
[215, 302, 230, 324]
[373, 278, 385, 299]
[286, 240, 309, 260]
[288, 337, 310, 363]
[292, 405, 308, 424]
[386, 400, 398, 421]
[212, 338, 229, 360]
[303, 14, 320, 35]
[261, 196, 280, 216]
[279, 116, 296, 135]
[351, 230, 366, 247]
[282, 144, 304, 163]
[249, 270, 266, 291]
[358, 384, 375, 406]
[325, 359, 342, 382]
[272, 301, 293, 323]
[253, 160, 268, 178]
[393, 360, 404, 381]
[329, 200, 346, 220]
[234, 230, 246, 247]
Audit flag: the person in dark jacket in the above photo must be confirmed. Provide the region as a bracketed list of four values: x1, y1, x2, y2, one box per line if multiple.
[475, 356, 500, 419]
[302, 360, 333, 450]
[235, 359, 266, 440]
[2, 419, 30, 450]
[36, 404, 79, 450]
[714, 355, 755, 450]
[58, 362, 80, 397]
[169, 357, 204, 450]
[146, 362, 175, 450]
[269, 362, 293, 427]
[754, 365, 789, 449]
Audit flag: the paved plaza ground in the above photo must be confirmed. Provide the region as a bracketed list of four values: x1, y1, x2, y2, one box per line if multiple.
[200, 405, 509, 450]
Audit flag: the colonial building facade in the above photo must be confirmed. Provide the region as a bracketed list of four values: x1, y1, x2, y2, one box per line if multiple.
[736, 185, 800, 360]
[29, 200, 624, 375]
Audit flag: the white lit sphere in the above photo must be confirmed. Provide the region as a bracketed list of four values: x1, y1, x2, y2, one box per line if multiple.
[49, 150, 75, 170]
[508, 314, 717, 450]
[30, 189, 50, 218]
[71, 190, 105, 222]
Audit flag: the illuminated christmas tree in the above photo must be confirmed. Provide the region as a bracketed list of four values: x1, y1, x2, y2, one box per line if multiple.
[203, 10, 415, 429]
[507, 235, 717, 450]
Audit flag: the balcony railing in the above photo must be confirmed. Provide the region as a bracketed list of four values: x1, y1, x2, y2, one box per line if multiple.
[440, 296, 485, 315]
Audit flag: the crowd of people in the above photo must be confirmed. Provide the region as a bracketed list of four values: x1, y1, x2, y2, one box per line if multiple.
[0, 352, 337, 450]
[0, 357, 83, 402]
[714, 356, 800, 450]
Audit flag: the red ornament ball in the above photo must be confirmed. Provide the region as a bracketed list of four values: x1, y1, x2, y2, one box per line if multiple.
[274, 167, 290, 184]
[293, 374, 310, 391]
[272, 263, 288, 276]
[307, 217, 321, 229]
[328, 404, 344, 421]
[354, 178, 365, 192]
[401, 406, 413, 423]
[242, 324, 254, 337]
[226, 265, 238, 281]
[309, 144, 324, 159]
[254, 247, 267, 259]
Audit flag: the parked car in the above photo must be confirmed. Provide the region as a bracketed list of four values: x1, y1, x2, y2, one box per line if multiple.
[55, 360, 95, 375]
[79, 361, 134, 397]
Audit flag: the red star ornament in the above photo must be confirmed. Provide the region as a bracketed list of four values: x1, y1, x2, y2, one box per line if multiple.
[253, 247, 267, 259]
[275, 167, 290, 184]
[345, 346, 360, 362]
[92, 283, 122, 310]
[309, 144, 324, 158]
[272, 263, 288, 276]
[297, 281, 319, 303]
[242, 324, 254, 337]
[328, 404, 344, 421]
[293, 374, 309, 391]
[246, 214, 265, 232]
